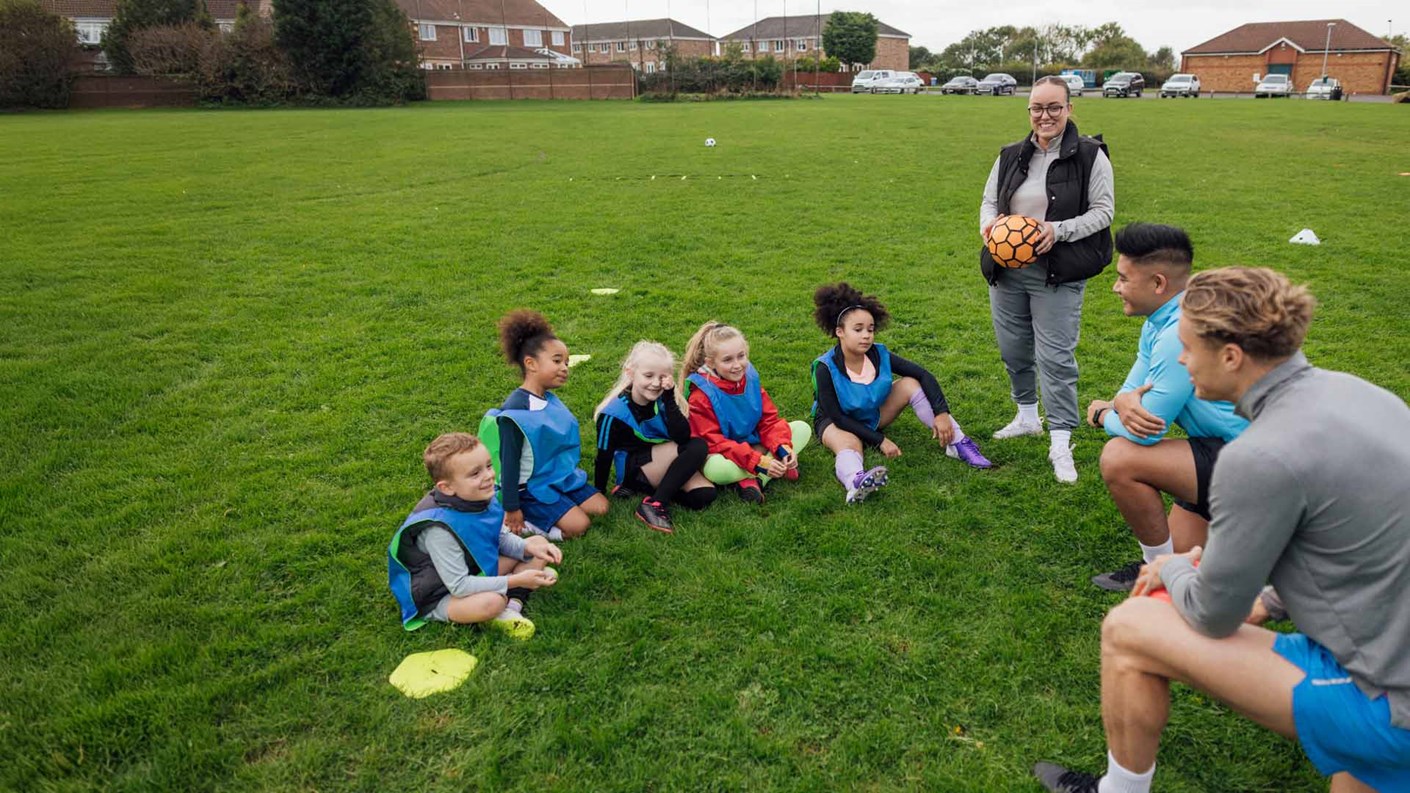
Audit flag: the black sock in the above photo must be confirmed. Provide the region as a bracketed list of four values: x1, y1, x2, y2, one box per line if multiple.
[653, 438, 708, 505]
[675, 485, 718, 510]
[507, 588, 531, 607]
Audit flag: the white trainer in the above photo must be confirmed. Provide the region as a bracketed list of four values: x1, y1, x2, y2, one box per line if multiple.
[993, 415, 1045, 440]
[1049, 446, 1078, 483]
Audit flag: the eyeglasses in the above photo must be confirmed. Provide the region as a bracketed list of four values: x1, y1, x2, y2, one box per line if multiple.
[1028, 104, 1067, 117]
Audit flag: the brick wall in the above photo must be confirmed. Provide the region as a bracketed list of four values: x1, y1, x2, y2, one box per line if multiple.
[1183, 50, 1398, 94]
[869, 36, 908, 71]
[69, 75, 196, 108]
[423, 64, 634, 99]
[415, 24, 571, 68]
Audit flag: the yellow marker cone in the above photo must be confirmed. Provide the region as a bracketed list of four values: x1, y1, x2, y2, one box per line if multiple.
[568, 354, 592, 367]
[589, 288, 619, 295]
[388, 649, 477, 699]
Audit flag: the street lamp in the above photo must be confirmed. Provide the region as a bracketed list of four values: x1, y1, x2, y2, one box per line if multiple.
[1320, 21, 1335, 79]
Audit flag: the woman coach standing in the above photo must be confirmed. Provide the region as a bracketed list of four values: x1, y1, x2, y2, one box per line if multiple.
[979, 75, 1114, 483]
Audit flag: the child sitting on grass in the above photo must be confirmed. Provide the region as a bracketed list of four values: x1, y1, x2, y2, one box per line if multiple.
[680, 321, 811, 504]
[388, 432, 561, 640]
[811, 282, 992, 503]
[482, 310, 609, 540]
[593, 341, 717, 534]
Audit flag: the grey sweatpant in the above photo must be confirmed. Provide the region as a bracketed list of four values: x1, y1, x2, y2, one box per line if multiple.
[988, 265, 1086, 430]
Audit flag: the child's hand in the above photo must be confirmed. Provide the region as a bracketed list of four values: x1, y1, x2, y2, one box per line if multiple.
[777, 446, 798, 470]
[932, 413, 956, 447]
[509, 569, 557, 590]
[504, 509, 525, 535]
[762, 456, 788, 479]
[524, 536, 563, 564]
[879, 438, 902, 458]
[661, 374, 676, 391]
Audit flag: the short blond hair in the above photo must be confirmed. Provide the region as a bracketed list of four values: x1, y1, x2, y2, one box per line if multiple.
[1182, 267, 1316, 360]
[423, 433, 481, 481]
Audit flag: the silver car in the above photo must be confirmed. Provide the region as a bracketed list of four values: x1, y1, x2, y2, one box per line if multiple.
[1159, 74, 1200, 98]
[1061, 73, 1084, 97]
[872, 73, 925, 94]
[1254, 74, 1292, 98]
[1305, 76, 1342, 100]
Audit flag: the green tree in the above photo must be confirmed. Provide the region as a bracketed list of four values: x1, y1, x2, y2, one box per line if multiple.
[0, 0, 78, 108]
[822, 11, 878, 69]
[908, 45, 930, 69]
[1146, 45, 1177, 78]
[104, 0, 212, 74]
[274, 0, 419, 101]
[1082, 23, 1146, 71]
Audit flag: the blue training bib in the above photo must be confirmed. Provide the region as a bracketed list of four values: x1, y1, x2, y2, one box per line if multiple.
[483, 392, 589, 503]
[812, 344, 893, 431]
[387, 499, 504, 630]
[687, 365, 763, 444]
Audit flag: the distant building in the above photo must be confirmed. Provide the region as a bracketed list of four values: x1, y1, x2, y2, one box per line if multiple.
[40, 0, 268, 69]
[571, 18, 713, 74]
[718, 15, 909, 72]
[392, 0, 576, 70]
[1182, 19, 1400, 94]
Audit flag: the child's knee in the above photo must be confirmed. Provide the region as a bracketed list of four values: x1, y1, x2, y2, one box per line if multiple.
[676, 485, 718, 510]
[447, 593, 506, 624]
[557, 508, 591, 537]
[789, 420, 812, 451]
[680, 437, 709, 466]
[582, 493, 610, 516]
[896, 376, 922, 397]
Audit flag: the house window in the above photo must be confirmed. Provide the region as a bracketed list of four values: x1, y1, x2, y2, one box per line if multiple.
[572, 43, 581, 52]
[469, 63, 483, 69]
[796, 39, 806, 51]
[551, 31, 564, 46]
[741, 41, 750, 52]
[645, 62, 656, 74]
[463, 26, 478, 43]
[773, 40, 784, 52]
[217, 21, 233, 32]
[615, 41, 626, 52]
[645, 40, 655, 50]
[75, 21, 106, 45]
[418, 23, 436, 41]
[489, 26, 507, 45]
[485, 63, 499, 69]
[628, 40, 637, 50]
[531, 62, 547, 69]
[523, 28, 542, 47]
[510, 62, 527, 69]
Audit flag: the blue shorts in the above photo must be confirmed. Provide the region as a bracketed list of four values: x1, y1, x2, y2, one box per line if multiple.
[518, 479, 599, 531]
[1274, 633, 1410, 792]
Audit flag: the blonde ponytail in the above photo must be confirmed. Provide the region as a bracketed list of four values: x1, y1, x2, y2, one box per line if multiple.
[595, 341, 676, 419]
[676, 321, 745, 414]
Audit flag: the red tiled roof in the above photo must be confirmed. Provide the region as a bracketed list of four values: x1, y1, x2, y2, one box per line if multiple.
[463, 44, 555, 60]
[571, 18, 712, 42]
[721, 14, 909, 41]
[1184, 19, 1392, 54]
[393, 0, 566, 28]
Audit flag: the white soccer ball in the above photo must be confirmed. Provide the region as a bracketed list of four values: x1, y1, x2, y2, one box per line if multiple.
[705, 138, 717, 147]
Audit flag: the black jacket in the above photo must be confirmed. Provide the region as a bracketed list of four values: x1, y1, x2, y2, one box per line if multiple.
[980, 120, 1112, 286]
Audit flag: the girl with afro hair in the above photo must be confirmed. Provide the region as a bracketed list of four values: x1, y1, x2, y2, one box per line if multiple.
[479, 310, 608, 540]
[811, 283, 992, 503]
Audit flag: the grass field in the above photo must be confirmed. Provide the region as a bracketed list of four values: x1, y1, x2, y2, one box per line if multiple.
[2, 94, 1407, 792]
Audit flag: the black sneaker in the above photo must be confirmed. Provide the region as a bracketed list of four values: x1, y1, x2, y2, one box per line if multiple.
[1033, 762, 1102, 793]
[635, 498, 674, 534]
[1092, 560, 1144, 592]
[735, 479, 764, 504]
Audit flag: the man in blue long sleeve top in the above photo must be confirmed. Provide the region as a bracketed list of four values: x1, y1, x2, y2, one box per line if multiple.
[1083, 224, 1247, 592]
[1034, 267, 1410, 793]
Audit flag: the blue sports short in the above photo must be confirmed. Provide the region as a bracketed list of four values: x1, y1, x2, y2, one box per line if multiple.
[1274, 633, 1410, 792]
[518, 478, 600, 531]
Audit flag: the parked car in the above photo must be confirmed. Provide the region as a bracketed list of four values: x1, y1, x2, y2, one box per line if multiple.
[1305, 75, 1343, 100]
[976, 73, 1017, 96]
[851, 70, 895, 93]
[1102, 72, 1144, 98]
[940, 75, 979, 94]
[1061, 73, 1085, 97]
[1254, 73, 1292, 98]
[1159, 74, 1200, 97]
[872, 73, 925, 94]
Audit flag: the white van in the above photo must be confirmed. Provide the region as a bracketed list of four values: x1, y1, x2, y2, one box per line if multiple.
[851, 70, 894, 93]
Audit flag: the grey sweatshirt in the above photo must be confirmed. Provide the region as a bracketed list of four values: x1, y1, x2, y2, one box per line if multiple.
[979, 129, 1115, 243]
[1162, 352, 1410, 728]
[416, 526, 531, 598]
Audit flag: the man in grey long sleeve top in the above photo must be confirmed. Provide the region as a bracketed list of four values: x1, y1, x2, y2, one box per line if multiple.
[1034, 267, 1410, 793]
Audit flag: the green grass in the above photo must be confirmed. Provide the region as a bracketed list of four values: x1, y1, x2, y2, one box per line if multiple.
[2, 95, 1406, 792]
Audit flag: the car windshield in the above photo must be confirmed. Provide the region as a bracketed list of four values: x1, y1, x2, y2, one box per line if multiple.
[856, 71, 874, 80]
[1310, 78, 1332, 86]
[1264, 75, 1287, 83]
[981, 74, 1003, 81]
[1167, 76, 1190, 83]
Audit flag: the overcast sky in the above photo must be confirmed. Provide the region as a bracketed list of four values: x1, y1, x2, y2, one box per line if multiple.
[548, 0, 1400, 54]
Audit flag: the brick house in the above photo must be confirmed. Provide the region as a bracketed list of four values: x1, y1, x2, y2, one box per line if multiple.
[1182, 19, 1400, 95]
[570, 18, 713, 74]
[40, 0, 269, 69]
[392, 0, 574, 70]
[718, 15, 909, 71]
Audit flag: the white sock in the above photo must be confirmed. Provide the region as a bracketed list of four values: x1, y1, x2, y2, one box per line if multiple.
[949, 420, 966, 445]
[1017, 402, 1040, 423]
[1050, 429, 1072, 453]
[1098, 751, 1154, 793]
[1139, 538, 1174, 564]
[506, 598, 524, 614]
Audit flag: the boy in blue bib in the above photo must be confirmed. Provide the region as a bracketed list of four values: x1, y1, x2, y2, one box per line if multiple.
[484, 310, 608, 540]
[811, 283, 992, 504]
[387, 433, 561, 638]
